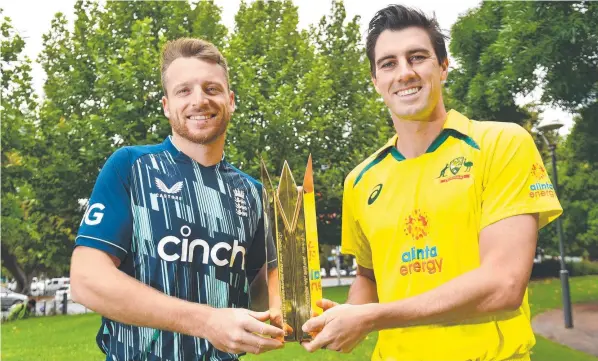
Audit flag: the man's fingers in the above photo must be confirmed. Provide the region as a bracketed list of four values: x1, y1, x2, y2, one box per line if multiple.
[283, 322, 293, 334]
[240, 333, 284, 354]
[245, 316, 285, 338]
[248, 310, 270, 322]
[302, 313, 326, 333]
[301, 331, 331, 353]
[316, 298, 338, 310]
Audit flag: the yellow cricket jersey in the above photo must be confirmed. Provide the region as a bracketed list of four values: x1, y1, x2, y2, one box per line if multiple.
[341, 110, 563, 361]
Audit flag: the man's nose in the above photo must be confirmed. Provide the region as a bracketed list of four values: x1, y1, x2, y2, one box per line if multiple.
[192, 87, 209, 107]
[395, 58, 417, 83]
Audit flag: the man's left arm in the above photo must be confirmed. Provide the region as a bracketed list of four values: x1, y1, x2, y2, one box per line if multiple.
[302, 213, 538, 352]
[373, 212, 538, 328]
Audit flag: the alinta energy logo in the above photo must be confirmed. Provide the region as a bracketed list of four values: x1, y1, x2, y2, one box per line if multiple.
[529, 163, 555, 199]
[401, 209, 443, 276]
[437, 156, 473, 183]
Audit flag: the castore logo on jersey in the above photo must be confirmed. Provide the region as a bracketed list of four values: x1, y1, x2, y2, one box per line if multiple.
[155, 177, 183, 200]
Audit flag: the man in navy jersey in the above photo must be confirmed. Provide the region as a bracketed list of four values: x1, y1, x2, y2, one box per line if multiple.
[70, 38, 284, 361]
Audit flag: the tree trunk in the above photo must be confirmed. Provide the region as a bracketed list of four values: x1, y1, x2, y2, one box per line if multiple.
[1, 243, 29, 294]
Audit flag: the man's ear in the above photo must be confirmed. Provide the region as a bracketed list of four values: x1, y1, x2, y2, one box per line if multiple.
[371, 72, 382, 95]
[162, 95, 170, 118]
[440, 58, 449, 84]
[229, 90, 236, 113]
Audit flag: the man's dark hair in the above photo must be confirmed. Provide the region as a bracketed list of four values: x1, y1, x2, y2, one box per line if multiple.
[366, 5, 449, 76]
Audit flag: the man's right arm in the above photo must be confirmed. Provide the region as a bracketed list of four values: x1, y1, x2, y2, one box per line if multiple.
[341, 172, 378, 306]
[346, 265, 378, 305]
[71, 246, 206, 335]
[71, 246, 284, 354]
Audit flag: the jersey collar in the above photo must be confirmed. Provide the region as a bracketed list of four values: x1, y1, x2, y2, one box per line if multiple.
[384, 109, 477, 160]
[443, 109, 472, 137]
[353, 111, 476, 187]
[164, 136, 227, 165]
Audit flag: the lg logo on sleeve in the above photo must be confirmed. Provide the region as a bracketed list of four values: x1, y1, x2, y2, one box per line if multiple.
[82, 203, 105, 226]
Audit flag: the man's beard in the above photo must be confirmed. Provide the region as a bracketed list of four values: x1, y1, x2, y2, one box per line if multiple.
[170, 102, 231, 145]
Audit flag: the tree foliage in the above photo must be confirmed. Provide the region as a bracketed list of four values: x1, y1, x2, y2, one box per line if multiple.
[3, 0, 393, 290]
[450, 1, 598, 259]
[4, 1, 598, 291]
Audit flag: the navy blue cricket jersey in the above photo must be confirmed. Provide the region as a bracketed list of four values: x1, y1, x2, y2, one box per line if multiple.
[76, 136, 274, 361]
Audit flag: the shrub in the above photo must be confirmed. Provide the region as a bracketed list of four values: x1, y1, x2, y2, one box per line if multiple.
[531, 259, 598, 279]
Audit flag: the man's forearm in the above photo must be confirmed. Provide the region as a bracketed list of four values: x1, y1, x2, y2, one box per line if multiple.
[71, 247, 212, 337]
[346, 275, 378, 305]
[370, 265, 520, 330]
[248, 265, 268, 311]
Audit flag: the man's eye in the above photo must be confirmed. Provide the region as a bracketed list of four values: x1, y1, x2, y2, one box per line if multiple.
[381, 61, 395, 68]
[177, 88, 189, 95]
[410, 55, 426, 62]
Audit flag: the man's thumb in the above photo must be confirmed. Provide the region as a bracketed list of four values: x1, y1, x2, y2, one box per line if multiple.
[248, 310, 270, 322]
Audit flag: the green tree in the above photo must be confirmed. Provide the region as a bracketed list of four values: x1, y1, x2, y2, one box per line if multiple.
[450, 1, 598, 259]
[558, 102, 598, 259]
[21, 0, 229, 286]
[225, 0, 391, 244]
[448, 2, 532, 124]
[1, 12, 51, 291]
[308, 0, 392, 243]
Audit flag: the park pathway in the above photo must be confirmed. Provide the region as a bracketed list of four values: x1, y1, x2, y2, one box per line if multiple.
[532, 302, 598, 357]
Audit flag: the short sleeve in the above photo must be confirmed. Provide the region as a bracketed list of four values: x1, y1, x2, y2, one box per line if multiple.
[340, 175, 373, 269]
[75, 148, 133, 261]
[480, 125, 563, 230]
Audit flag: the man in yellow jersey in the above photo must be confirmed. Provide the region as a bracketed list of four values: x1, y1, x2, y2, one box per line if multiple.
[302, 4, 562, 361]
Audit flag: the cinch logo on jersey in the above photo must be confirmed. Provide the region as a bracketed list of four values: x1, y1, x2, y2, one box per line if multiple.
[529, 163, 556, 199]
[155, 177, 183, 200]
[437, 156, 473, 183]
[157, 226, 246, 270]
[401, 210, 443, 276]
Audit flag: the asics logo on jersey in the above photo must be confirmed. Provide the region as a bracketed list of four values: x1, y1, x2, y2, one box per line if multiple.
[155, 178, 183, 194]
[157, 226, 246, 270]
[368, 184, 383, 205]
[82, 203, 105, 226]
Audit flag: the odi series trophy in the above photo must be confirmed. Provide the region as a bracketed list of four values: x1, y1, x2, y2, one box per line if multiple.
[260, 156, 322, 342]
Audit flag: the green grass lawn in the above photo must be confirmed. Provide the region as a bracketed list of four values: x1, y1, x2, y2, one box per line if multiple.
[2, 276, 598, 361]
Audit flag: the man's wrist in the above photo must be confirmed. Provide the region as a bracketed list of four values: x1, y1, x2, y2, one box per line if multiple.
[365, 302, 401, 331]
[363, 303, 385, 332]
[175, 301, 214, 338]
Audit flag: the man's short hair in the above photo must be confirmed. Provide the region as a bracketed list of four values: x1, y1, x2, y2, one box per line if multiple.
[160, 38, 229, 95]
[366, 5, 449, 76]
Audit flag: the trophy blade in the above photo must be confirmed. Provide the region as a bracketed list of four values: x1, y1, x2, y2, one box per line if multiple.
[303, 154, 314, 194]
[278, 161, 298, 231]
